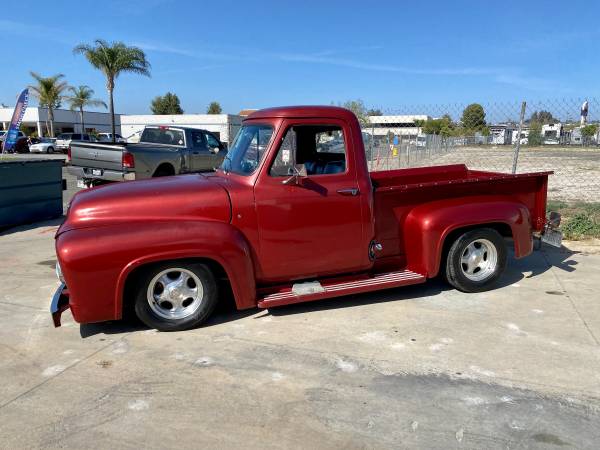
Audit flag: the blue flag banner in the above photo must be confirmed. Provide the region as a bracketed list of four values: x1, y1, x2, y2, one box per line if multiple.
[2, 88, 29, 153]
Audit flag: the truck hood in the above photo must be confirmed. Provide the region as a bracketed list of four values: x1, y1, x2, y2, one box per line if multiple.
[58, 174, 231, 234]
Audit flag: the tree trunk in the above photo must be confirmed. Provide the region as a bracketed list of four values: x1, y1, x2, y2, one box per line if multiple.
[108, 85, 115, 143]
[48, 108, 55, 138]
[80, 107, 85, 133]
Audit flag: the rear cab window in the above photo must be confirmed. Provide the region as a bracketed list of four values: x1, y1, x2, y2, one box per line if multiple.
[140, 127, 186, 146]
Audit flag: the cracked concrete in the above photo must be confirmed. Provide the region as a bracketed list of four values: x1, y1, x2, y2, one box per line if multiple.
[1, 217, 600, 449]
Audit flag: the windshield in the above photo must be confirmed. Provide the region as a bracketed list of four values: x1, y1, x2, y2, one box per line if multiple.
[220, 125, 274, 175]
[57, 134, 72, 139]
[141, 127, 185, 146]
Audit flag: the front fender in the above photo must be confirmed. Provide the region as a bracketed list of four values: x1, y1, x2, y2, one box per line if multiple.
[403, 196, 532, 277]
[57, 220, 256, 324]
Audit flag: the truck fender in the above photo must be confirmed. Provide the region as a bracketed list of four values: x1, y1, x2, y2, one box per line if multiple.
[403, 196, 532, 277]
[114, 221, 257, 318]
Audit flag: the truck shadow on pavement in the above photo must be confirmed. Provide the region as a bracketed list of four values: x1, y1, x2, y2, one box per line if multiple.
[0, 216, 64, 236]
[79, 243, 579, 336]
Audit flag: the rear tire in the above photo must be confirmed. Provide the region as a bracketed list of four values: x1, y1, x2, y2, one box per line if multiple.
[134, 262, 218, 331]
[47, 146, 54, 153]
[445, 228, 507, 293]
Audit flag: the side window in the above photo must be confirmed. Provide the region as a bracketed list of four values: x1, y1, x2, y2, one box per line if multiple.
[269, 125, 347, 177]
[205, 133, 220, 148]
[191, 130, 207, 149]
[270, 128, 297, 176]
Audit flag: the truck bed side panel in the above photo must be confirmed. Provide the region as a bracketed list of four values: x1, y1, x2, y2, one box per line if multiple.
[372, 165, 550, 274]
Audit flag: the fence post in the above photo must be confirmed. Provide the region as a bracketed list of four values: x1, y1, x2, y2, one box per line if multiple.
[512, 101, 527, 174]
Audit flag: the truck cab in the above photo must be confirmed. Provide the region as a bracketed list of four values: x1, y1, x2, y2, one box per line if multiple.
[52, 106, 560, 332]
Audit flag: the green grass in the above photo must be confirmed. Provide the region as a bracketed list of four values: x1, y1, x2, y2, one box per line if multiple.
[546, 200, 600, 240]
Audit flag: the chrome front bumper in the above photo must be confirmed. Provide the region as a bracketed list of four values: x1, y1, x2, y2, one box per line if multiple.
[50, 283, 70, 327]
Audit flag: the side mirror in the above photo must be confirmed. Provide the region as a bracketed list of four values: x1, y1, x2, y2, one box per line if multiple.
[282, 164, 306, 185]
[209, 146, 219, 154]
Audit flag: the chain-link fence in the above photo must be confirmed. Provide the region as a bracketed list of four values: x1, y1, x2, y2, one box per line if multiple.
[361, 98, 600, 204]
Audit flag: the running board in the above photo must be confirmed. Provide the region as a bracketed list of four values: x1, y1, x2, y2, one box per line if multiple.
[257, 269, 426, 308]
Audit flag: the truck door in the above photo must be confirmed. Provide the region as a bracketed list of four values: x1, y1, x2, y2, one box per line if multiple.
[254, 120, 368, 282]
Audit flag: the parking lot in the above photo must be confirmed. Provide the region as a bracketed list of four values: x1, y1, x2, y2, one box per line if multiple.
[1, 163, 600, 448]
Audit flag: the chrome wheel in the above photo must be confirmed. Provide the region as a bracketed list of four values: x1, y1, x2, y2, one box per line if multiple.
[460, 238, 498, 282]
[146, 268, 204, 320]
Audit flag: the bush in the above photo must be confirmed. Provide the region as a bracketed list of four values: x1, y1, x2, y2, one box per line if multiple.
[562, 213, 600, 240]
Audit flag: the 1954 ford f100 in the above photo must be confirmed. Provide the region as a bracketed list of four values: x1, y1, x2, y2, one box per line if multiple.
[51, 106, 562, 331]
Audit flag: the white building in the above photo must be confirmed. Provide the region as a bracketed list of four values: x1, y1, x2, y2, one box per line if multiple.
[541, 123, 562, 145]
[489, 124, 516, 145]
[365, 115, 430, 140]
[120, 114, 243, 144]
[0, 107, 120, 136]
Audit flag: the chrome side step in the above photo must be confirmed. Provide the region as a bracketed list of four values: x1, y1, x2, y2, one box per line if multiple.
[257, 269, 425, 308]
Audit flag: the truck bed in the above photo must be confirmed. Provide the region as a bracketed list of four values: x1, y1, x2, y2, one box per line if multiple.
[370, 164, 551, 264]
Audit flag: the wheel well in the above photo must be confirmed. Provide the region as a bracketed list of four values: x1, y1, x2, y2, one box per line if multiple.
[439, 222, 513, 276]
[152, 163, 175, 177]
[122, 257, 232, 318]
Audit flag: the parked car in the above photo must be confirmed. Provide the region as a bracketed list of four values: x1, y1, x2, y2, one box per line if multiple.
[67, 126, 227, 188]
[0, 130, 26, 141]
[0, 131, 29, 153]
[51, 106, 562, 331]
[55, 133, 95, 153]
[29, 137, 58, 153]
[97, 132, 126, 143]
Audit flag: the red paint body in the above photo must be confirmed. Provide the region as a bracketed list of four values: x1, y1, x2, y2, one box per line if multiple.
[55, 106, 550, 324]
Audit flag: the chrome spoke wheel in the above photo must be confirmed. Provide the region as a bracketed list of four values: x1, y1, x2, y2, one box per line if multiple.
[459, 238, 498, 282]
[146, 268, 204, 320]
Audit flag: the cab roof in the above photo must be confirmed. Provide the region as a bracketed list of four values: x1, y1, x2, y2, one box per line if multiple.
[246, 105, 358, 122]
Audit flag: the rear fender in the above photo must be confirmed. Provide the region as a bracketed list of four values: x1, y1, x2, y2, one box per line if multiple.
[403, 196, 532, 277]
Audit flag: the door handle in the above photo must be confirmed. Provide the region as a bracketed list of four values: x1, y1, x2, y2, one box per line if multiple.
[336, 188, 360, 196]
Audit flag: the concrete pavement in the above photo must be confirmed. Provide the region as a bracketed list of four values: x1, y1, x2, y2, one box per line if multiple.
[1, 220, 599, 449]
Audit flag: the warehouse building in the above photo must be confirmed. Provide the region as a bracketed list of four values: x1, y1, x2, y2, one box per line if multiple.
[0, 106, 120, 137]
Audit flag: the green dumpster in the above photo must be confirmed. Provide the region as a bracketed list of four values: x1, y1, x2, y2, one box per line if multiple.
[0, 159, 64, 228]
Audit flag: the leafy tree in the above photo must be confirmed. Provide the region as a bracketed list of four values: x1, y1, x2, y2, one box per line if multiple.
[529, 110, 556, 124]
[151, 92, 184, 114]
[528, 122, 543, 146]
[421, 115, 455, 137]
[74, 39, 151, 142]
[28, 72, 69, 137]
[66, 85, 107, 132]
[341, 99, 369, 126]
[581, 124, 598, 138]
[581, 124, 598, 145]
[206, 101, 222, 114]
[366, 108, 383, 116]
[461, 103, 486, 131]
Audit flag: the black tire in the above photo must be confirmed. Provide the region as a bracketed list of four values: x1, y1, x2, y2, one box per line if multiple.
[445, 228, 507, 293]
[47, 146, 54, 153]
[153, 164, 175, 177]
[134, 262, 218, 331]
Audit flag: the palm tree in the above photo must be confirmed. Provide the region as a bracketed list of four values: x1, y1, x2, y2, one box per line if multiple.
[29, 72, 69, 137]
[74, 40, 150, 142]
[66, 85, 107, 133]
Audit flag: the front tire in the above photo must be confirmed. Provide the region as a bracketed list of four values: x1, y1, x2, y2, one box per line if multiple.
[445, 228, 507, 293]
[47, 146, 54, 153]
[134, 262, 218, 331]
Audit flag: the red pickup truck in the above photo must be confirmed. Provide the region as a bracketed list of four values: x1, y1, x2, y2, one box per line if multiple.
[51, 106, 561, 331]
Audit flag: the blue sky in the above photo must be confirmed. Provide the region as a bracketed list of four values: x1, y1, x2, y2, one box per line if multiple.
[1, 0, 598, 115]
